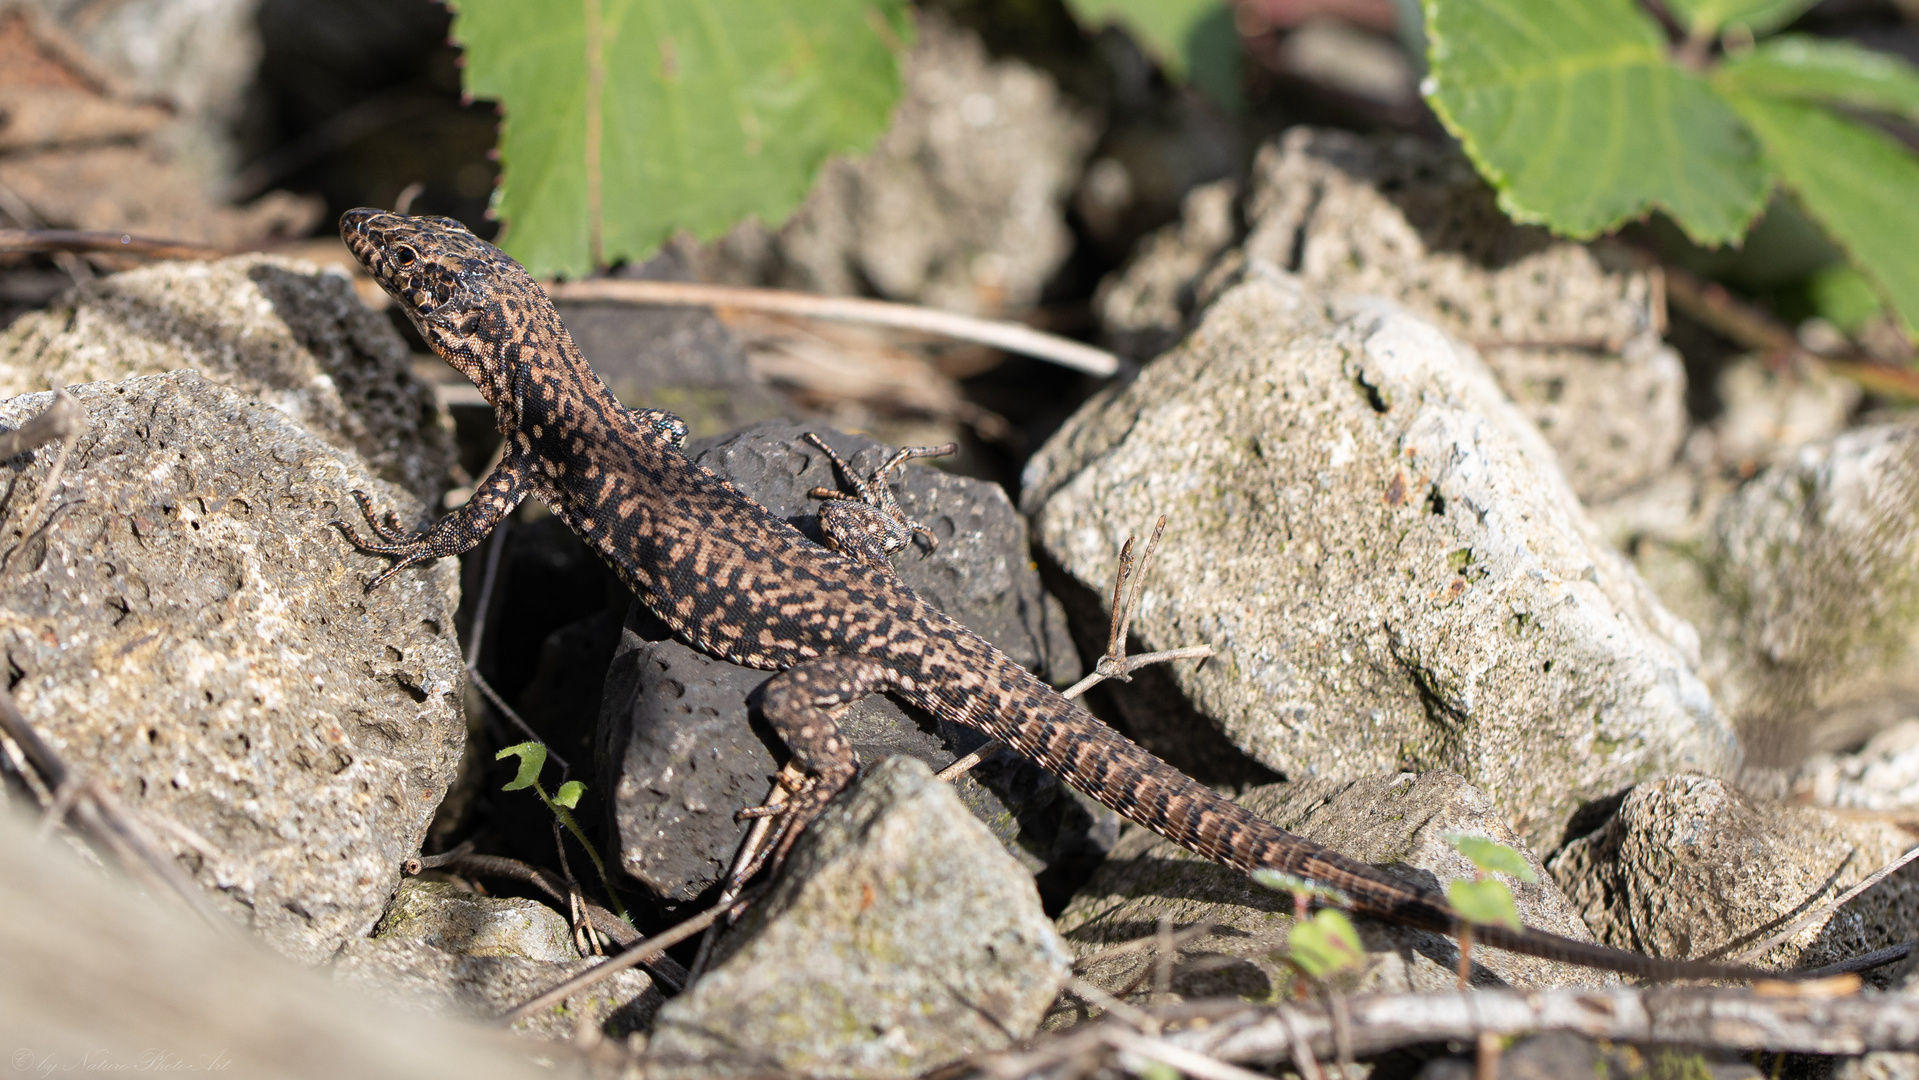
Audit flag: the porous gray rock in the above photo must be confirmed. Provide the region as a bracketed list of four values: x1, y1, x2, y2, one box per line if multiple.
[1054, 771, 1609, 1023]
[557, 251, 797, 441]
[1025, 268, 1736, 846]
[1095, 178, 1240, 362]
[1549, 774, 1919, 970]
[1796, 720, 1919, 814]
[691, 14, 1096, 318]
[1097, 128, 1688, 503]
[599, 422, 1103, 902]
[645, 756, 1072, 1078]
[1696, 419, 1919, 763]
[332, 880, 660, 1042]
[0, 373, 466, 963]
[372, 879, 577, 963]
[0, 254, 455, 502]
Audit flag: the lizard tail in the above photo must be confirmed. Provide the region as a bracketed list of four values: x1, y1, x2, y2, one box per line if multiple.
[972, 666, 1782, 982]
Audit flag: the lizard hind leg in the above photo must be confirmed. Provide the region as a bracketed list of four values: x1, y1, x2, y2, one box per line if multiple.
[726, 654, 903, 891]
[802, 432, 955, 570]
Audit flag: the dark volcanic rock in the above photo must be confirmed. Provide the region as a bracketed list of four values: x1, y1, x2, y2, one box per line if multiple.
[598, 422, 1104, 904]
[557, 251, 795, 441]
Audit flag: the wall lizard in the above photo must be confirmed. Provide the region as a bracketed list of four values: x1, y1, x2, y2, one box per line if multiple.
[333, 208, 1774, 982]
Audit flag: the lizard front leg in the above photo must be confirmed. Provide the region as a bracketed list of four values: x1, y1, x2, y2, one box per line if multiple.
[729, 654, 904, 889]
[332, 443, 535, 590]
[803, 432, 954, 572]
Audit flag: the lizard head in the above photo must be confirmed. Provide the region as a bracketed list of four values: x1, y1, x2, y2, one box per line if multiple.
[339, 208, 528, 403]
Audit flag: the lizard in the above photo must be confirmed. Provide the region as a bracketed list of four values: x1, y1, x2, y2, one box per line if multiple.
[332, 207, 1779, 983]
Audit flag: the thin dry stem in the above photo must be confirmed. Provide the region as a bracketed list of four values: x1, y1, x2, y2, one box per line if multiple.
[499, 886, 764, 1024]
[1730, 843, 1919, 965]
[547, 279, 1120, 377]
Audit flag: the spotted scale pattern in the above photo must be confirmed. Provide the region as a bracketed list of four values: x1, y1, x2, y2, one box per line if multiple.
[333, 209, 1774, 981]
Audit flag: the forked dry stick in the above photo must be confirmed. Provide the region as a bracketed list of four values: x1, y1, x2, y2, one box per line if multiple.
[0, 228, 1122, 377]
[937, 515, 1213, 784]
[1, 389, 87, 576]
[497, 885, 766, 1024]
[1726, 843, 1919, 966]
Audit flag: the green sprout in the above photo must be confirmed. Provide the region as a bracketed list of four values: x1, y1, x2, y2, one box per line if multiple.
[497, 741, 628, 922]
[1286, 908, 1366, 980]
[1443, 833, 1538, 986]
[1253, 869, 1366, 988]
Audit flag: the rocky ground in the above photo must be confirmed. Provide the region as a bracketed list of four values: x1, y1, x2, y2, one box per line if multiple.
[6, 3, 1919, 1080]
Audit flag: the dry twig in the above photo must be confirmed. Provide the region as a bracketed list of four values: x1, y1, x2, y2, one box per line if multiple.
[962, 981, 1901, 1080]
[938, 515, 1213, 783]
[498, 885, 764, 1024]
[547, 279, 1120, 377]
[1728, 843, 1919, 965]
[0, 688, 226, 928]
[0, 227, 225, 263]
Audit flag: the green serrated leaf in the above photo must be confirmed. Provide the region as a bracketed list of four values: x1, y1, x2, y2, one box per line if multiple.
[1288, 909, 1366, 978]
[1714, 36, 1919, 122]
[1423, 0, 1772, 245]
[1250, 869, 1353, 908]
[1808, 263, 1884, 332]
[497, 741, 547, 792]
[1666, 0, 1816, 38]
[1722, 93, 1919, 339]
[1445, 834, 1539, 882]
[1062, 0, 1240, 109]
[1447, 877, 1523, 930]
[1063, 0, 1221, 78]
[554, 780, 586, 809]
[450, 0, 911, 278]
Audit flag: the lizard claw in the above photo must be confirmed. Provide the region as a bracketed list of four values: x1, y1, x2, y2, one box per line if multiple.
[331, 491, 435, 590]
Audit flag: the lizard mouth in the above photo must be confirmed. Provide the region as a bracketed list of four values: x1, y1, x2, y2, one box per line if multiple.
[339, 207, 397, 280]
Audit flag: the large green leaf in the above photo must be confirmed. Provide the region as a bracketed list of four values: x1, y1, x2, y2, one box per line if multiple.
[1715, 36, 1919, 121]
[1063, 0, 1240, 106]
[1423, 0, 1772, 244]
[1720, 93, 1919, 337]
[1064, 0, 1218, 77]
[1665, 0, 1816, 38]
[450, 0, 911, 278]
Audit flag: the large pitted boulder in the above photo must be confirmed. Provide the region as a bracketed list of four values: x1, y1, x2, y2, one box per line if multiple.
[1699, 419, 1919, 764]
[1055, 771, 1609, 1021]
[332, 881, 661, 1042]
[1550, 775, 1919, 970]
[645, 757, 1072, 1078]
[1025, 267, 1736, 846]
[1098, 128, 1686, 504]
[0, 253, 455, 501]
[0, 373, 465, 962]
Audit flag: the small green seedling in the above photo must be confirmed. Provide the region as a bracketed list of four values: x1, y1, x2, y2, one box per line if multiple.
[1443, 833, 1537, 987]
[1287, 908, 1366, 980]
[1253, 869, 1365, 994]
[498, 741, 628, 922]
[1446, 834, 1539, 883]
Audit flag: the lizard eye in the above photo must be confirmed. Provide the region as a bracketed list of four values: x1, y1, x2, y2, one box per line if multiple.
[393, 245, 418, 267]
